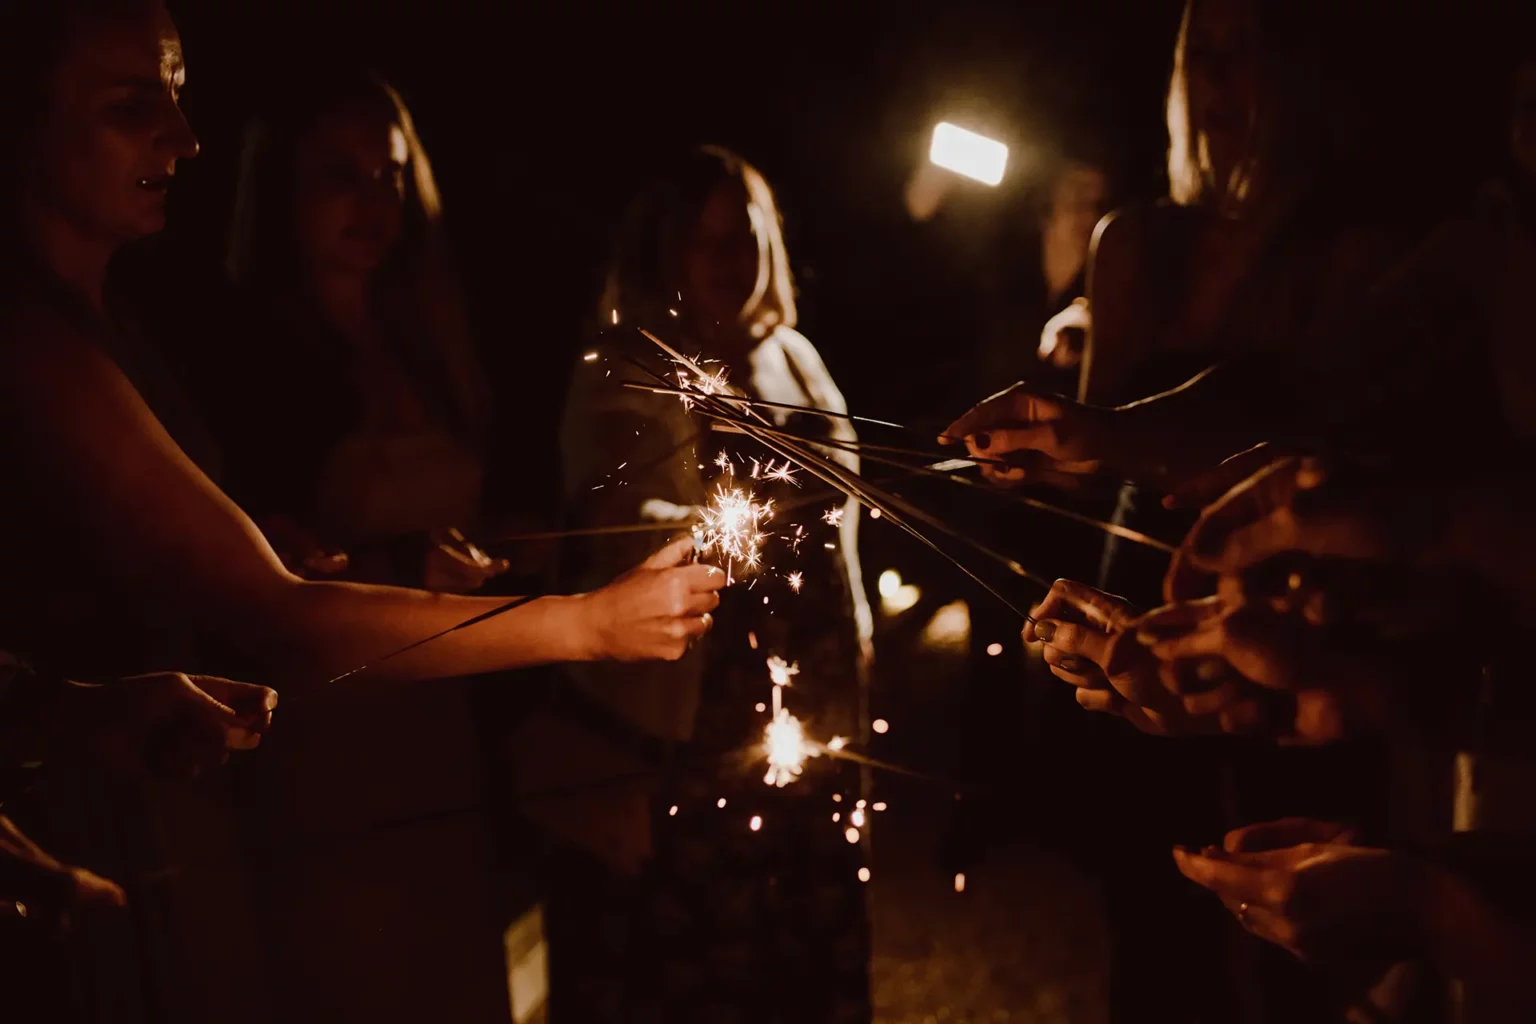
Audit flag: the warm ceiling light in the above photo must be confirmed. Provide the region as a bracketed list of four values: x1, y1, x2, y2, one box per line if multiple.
[929, 122, 1008, 186]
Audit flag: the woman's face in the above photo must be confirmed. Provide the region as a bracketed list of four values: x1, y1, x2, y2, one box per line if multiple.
[293, 105, 408, 277]
[1184, 0, 1258, 184]
[682, 179, 765, 329]
[31, 2, 199, 244]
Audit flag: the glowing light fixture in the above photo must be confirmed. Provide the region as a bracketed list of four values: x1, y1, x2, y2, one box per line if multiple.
[929, 122, 1008, 186]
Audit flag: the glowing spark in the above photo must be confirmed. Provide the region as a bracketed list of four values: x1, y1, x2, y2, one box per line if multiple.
[750, 458, 762, 479]
[765, 461, 800, 487]
[766, 656, 800, 687]
[755, 702, 767, 713]
[858, 867, 871, 882]
[851, 809, 866, 827]
[833, 812, 840, 822]
[954, 873, 967, 893]
[748, 632, 759, 650]
[787, 571, 803, 593]
[987, 643, 1004, 656]
[715, 450, 733, 475]
[872, 719, 890, 734]
[845, 827, 861, 844]
[856, 799, 866, 808]
[669, 805, 678, 816]
[695, 484, 772, 581]
[870, 508, 882, 520]
[832, 794, 843, 803]
[822, 506, 845, 527]
[610, 309, 618, 325]
[763, 708, 816, 787]
[582, 351, 598, 362]
[826, 736, 848, 751]
[717, 798, 727, 808]
[873, 801, 887, 812]
[668, 308, 679, 317]
[750, 815, 762, 832]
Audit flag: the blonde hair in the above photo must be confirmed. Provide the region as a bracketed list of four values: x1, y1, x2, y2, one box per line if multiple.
[602, 145, 797, 340]
[1165, 0, 1326, 214]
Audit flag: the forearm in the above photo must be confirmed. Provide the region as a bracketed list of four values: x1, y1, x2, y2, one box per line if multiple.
[242, 577, 598, 685]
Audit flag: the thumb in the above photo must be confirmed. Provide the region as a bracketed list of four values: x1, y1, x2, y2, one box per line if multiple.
[641, 534, 697, 570]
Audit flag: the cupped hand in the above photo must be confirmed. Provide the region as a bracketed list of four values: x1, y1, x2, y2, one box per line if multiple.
[424, 527, 512, 594]
[1, 814, 125, 932]
[72, 672, 279, 780]
[1026, 579, 1209, 736]
[581, 535, 727, 662]
[1173, 830, 1434, 964]
[1038, 298, 1091, 370]
[939, 382, 1110, 489]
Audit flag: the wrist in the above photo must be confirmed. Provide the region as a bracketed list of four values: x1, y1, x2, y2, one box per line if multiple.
[560, 593, 609, 662]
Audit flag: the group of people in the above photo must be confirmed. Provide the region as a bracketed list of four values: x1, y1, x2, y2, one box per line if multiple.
[2, 0, 1534, 1022]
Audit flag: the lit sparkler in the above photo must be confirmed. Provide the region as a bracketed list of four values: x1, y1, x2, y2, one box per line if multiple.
[787, 571, 803, 593]
[694, 484, 773, 582]
[822, 506, 845, 527]
[763, 707, 814, 788]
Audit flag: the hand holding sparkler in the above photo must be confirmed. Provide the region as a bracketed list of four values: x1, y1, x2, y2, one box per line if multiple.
[939, 382, 1113, 488]
[1026, 580, 1209, 737]
[576, 535, 725, 662]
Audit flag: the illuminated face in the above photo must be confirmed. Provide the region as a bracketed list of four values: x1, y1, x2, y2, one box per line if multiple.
[31, 1, 199, 243]
[1513, 62, 1536, 179]
[293, 105, 408, 277]
[683, 179, 766, 329]
[1184, 0, 1258, 186]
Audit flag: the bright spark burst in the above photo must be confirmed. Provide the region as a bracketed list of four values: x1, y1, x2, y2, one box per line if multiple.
[822, 506, 845, 527]
[695, 484, 773, 581]
[765, 461, 800, 487]
[766, 656, 799, 687]
[763, 708, 816, 787]
[715, 450, 734, 475]
[787, 571, 804, 593]
[826, 736, 848, 751]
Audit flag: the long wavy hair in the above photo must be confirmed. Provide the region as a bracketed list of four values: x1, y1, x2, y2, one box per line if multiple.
[227, 69, 488, 438]
[1164, 0, 1334, 214]
[601, 145, 797, 342]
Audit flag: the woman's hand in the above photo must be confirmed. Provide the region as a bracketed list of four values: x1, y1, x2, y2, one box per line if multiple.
[1026, 580, 1208, 736]
[577, 535, 726, 662]
[1038, 298, 1091, 370]
[424, 527, 512, 594]
[1173, 825, 1436, 965]
[69, 672, 279, 780]
[257, 515, 349, 579]
[1, 814, 125, 931]
[939, 383, 1113, 488]
[1137, 595, 1395, 743]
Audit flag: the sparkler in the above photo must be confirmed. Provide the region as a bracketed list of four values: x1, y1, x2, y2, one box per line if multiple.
[694, 484, 773, 582]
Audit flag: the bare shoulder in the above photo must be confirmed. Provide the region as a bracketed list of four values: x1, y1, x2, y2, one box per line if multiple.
[0, 297, 120, 404]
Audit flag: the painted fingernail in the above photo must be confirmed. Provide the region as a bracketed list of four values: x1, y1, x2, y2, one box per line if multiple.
[1034, 620, 1056, 642]
[1058, 656, 1085, 673]
[973, 432, 991, 450]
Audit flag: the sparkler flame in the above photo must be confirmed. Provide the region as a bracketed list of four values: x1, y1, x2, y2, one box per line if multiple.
[695, 484, 773, 582]
[766, 656, 799, 687]
[763, 707, 815, 788]
[823, 506, 845, 527]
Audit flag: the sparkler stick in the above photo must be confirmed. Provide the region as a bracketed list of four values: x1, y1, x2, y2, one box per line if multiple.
[323, 593, 541, 685]
[484, 521, 683, 543]
[620, 382, 908, 430]
[631, 334, 1042, 617]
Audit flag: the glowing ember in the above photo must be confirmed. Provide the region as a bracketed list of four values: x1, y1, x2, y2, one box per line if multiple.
[750, 815, 762, 832]
[987, 643, 1004, 656]
[826, 736, 848, 751]
[872, 719, 890, 734]
[845, 827, 861, 844]
[832, 794, 843, 803]
[763, 708, 816, 787]
[755, 702, 767, 712]
[787, 571, 803, 593]
[610, 309, 618, 325]
[822, 506, 845, 527]
[858, 867, 871, 883]
[695, 484, 773, 581]
[766, 656, 799, 687]
[833, 812, 841, 822]
[873, 801, 887, 812]
[669, 805, 678, 816]
[954, 873, 967, 893]
[765, 461, 800, 487]
[870, 508, 882, 519]
[717, 798, 727, 809]
[582, 351, 598, 362]
[851, 808, 866, 827]
[715, 450, 734, 475]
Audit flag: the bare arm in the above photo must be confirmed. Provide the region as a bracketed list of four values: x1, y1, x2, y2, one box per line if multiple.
[1080, 208, 1149, 406]
[0, 318, 721, 685]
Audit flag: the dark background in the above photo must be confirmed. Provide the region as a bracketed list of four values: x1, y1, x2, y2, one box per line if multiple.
[158, 0, 1518, 523]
